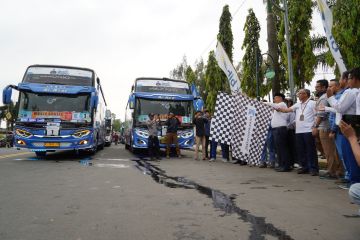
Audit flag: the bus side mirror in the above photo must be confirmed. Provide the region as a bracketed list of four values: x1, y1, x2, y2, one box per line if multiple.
[90, 93, 99, 110]
[129, 94, 135, 109]
[194, 99, 204, 112]
[2, 85, 16, 104]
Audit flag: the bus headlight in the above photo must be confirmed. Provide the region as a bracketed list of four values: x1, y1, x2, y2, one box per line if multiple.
[73, 129, 91, 138]
[180, 131, 193, 138]
[135, 129, 149, 138]
[15, 129, 32, 138]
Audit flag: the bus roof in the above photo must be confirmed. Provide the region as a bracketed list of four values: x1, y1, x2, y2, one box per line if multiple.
[135, 77, 188, 84]
[26, 64, 95, 74]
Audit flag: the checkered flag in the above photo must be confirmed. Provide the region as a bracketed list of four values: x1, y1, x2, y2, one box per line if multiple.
[209, 92, 234, 145]
[231, 94, 272, 165]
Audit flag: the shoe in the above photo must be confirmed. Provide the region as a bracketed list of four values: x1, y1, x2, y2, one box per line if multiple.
[239, 161, 247, 166]
[202, 158, 206, 161]
[166, 155, 170, 159]
[269, 162, 275, 168]
[194, 158, 199, 161]
[338, 183, 351, 190]
[297, 168, 309, 174]
[276, 168, 291, 172]
[221, 158, 228, 163]
[209, 158, 215, 162]
[335, 178, 350, 184]
[310, 171, 319, 176]
[259, 163, 267, 168]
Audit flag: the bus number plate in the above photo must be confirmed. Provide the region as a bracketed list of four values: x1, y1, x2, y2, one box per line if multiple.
[44, 142, 60, 147]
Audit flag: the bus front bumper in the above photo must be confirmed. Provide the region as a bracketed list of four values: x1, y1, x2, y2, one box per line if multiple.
[14, 136, 95, 152]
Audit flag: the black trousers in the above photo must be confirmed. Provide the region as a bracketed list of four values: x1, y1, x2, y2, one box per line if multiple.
[205, 136, 210, 158]
[296, 132, 319, 172]
[272, 127, 291, 169]
[148, 136, 160, 158]
[287, 129, 297, 166]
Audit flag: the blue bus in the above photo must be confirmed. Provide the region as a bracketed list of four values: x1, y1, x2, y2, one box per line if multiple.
[124, 77, 203, 152]
[2, 65, 107, 157]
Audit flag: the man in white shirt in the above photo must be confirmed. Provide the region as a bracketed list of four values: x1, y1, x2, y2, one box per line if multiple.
[279, 89, 319, 175]
[266, 93, 291, 171]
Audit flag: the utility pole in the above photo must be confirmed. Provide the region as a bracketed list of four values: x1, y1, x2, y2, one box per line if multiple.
[269, 0, 295, 101]
[255, 46, 260, 101]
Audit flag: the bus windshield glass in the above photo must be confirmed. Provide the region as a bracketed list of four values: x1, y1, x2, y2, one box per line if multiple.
[23, 66, 93, 86]
[136, 79, 190, 94]
[17, 92, 91, 123]
[135, 98, 192, 125]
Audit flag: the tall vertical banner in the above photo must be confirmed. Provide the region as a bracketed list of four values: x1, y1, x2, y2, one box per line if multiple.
[209, 92, 272, 165]
[215, 41, 241, 95]
[317, 0, 347, 74]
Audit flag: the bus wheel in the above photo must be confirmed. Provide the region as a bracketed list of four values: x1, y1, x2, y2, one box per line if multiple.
[35, 152, 46, 158]
[98, 142, 105, 150]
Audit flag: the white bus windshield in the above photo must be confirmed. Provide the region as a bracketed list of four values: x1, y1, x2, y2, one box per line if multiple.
[17, 92, 91, 123]
[136, 79, 190, 94]
[23, 66, 93, 86]
[135, 99, 192, 125]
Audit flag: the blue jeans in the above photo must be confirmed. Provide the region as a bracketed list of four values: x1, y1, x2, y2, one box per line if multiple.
[296, 132, 319, 172]
[210, 140, 229, 159]
[260, 129, 276, 164]
[342, 137, 360, 184]
[335, 133, 349, 180]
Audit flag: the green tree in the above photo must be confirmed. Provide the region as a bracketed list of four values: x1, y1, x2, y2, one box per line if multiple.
[204, 51, 222, 113]
[170, 55, 188, 80]
[0, 102, 17, 130]
[279, 0, 316, 89]
[241, 9, 269, 98]
[216, 4, 234, 94]
[331, 0, 360, 70]
[184, 66, 196, 85]
[265, 0, 281, 95]
[194, 58, 207, 103]
[218, 5, 234, 61]
[113, 119, 121, 132]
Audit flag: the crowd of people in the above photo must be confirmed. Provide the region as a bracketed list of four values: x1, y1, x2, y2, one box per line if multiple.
[144, 67, 360, 216]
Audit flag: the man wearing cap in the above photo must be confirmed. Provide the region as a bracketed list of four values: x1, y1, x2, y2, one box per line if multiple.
[266, 93, 291, 171]
[165, 112, 181, 158]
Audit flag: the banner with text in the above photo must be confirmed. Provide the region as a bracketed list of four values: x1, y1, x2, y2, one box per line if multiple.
[317, 0, 347, 74]
[215, 41, 241, 95]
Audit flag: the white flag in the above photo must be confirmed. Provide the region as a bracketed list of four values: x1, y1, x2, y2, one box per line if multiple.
[317, 0, 347, 74]
[215, 41, 241, 95]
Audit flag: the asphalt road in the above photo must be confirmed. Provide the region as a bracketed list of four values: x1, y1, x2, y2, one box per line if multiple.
[0, 145, 359, 240]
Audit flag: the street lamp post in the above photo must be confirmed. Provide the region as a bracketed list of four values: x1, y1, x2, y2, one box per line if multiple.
[255, 46, 260, 101]
[254, 45, 275, 101]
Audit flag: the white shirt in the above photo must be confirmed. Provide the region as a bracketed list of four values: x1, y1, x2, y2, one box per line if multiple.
[290, 99, 316, 134]
[328, 88, 358, 115]
[266, 102, 289, 128]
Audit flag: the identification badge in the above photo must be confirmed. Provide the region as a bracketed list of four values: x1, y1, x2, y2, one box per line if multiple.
[299, 114, 304, 121]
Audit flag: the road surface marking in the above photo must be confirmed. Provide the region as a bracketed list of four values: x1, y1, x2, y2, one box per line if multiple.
[0, 152, 32, 159]
[95, 163, 130, 169]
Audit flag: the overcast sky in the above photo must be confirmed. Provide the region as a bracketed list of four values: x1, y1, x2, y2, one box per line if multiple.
[0, 0, 330, 121]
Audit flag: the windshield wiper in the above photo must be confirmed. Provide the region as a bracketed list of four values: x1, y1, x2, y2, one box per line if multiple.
[44, 82, 66, 85]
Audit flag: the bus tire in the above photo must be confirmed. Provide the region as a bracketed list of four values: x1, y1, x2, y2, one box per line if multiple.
[35, 152, 46, 158]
